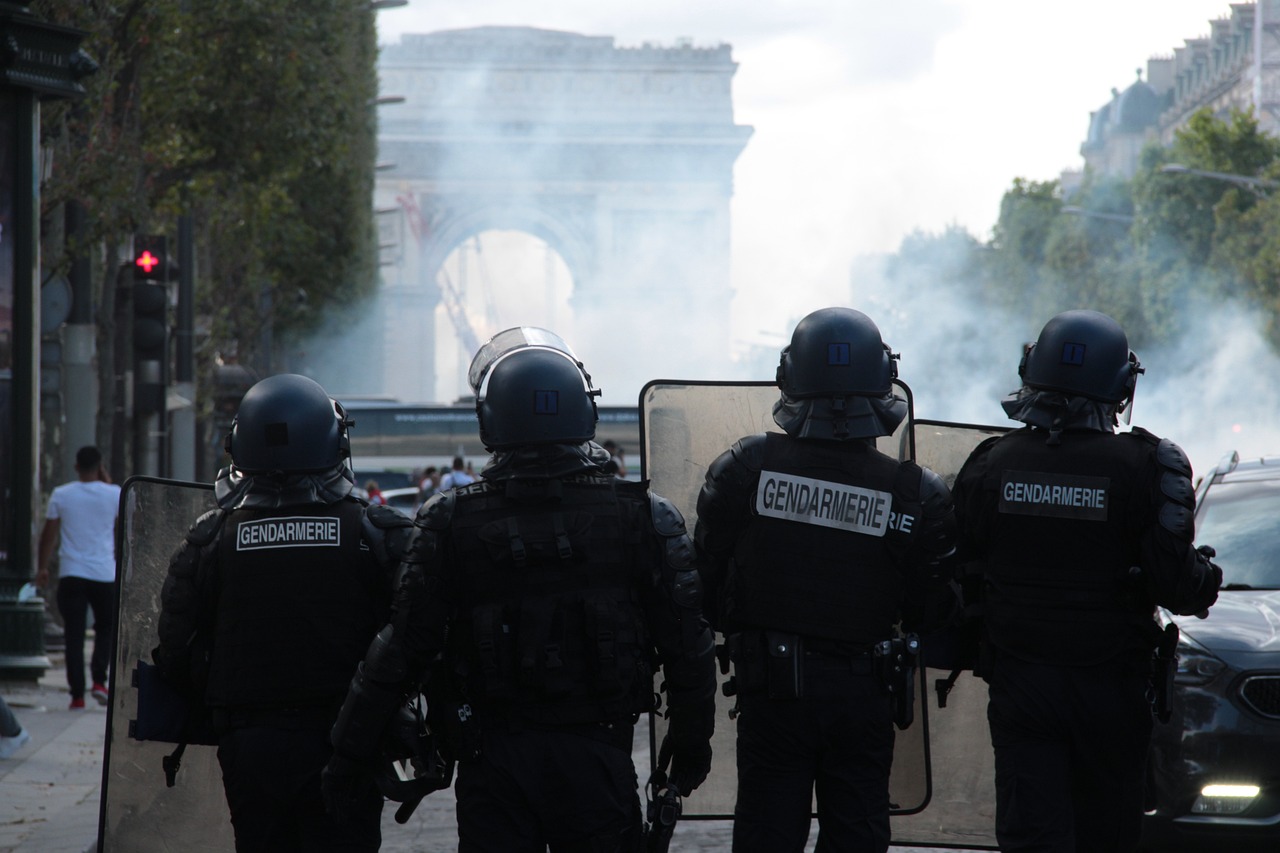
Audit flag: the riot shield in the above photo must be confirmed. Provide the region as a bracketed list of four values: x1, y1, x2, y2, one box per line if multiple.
[639, 380, 929, 821]
[99, 477, 235, 852]
[885, 417, 1008, 849]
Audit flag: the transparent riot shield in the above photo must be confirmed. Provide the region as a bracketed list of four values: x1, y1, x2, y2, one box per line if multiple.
[639, 380, 929, 822]
[887, 417, 1008, 849]
[99, 476, 235, 851]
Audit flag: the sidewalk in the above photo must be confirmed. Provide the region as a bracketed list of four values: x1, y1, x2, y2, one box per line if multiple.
[0, 654, 102, 853]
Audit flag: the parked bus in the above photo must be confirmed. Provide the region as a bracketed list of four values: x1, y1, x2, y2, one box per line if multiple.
[343, 400, 641, 488]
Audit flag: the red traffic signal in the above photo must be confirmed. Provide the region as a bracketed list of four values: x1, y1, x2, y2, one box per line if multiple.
[134, 235, 170, 282]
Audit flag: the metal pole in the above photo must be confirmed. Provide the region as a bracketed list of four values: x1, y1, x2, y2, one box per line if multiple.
[170, 214, 196, 480]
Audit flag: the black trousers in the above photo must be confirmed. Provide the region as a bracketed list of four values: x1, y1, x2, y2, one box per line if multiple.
[732, 656, 896, 853]
[56, 576, 115, 699]
[987, 654, 1153, 853]
[454, 724, 643, 852]
[217, 726, 383, 853]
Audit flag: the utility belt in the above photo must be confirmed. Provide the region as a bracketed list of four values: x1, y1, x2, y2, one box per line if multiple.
[464, 699, 638, 754]
[718, 630, 919, 728]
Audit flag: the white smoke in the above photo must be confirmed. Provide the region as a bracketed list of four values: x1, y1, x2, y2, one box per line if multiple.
[848, 243, 1280, 479]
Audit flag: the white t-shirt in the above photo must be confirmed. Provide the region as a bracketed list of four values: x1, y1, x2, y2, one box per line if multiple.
[47, 480, 121, 582]
[440, 470, 475, 490]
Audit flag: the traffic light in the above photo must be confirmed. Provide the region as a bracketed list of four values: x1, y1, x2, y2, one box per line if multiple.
[132, 235, 170, 412]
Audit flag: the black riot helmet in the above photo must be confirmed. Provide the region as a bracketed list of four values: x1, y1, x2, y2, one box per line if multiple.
[773, 307, 907, 440]
[473, 333, 599, 451]
[1018, 310, 1142, 406]
[225, 374, 351, 474]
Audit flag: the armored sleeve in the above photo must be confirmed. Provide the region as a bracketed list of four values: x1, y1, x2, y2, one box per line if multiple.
[331, 492, 456, 764]
[1137, 437, 1221, 615]
[643, 491, 717, 749]
[949, 435, 1003, 561]
[693, 434, 765, 627]
[899, 465, 962, 634]
[153, 509, 224, 690]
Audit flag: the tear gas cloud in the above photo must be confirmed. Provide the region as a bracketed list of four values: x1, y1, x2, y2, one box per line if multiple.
[853, 245, 1280, 479]
[291, 4, 1279, 479]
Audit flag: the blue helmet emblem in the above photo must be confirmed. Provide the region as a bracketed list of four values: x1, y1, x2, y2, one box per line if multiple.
[1060, 342, 1086, 366]
[533, 389, 560, 415]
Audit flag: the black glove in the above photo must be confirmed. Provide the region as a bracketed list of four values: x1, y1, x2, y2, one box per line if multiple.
[662, 731, 712, 794]
[321, 752, 373, 823]
[1194, 544, 1224, 619]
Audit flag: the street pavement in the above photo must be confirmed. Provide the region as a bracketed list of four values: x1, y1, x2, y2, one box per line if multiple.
[0, 653, 983, 852]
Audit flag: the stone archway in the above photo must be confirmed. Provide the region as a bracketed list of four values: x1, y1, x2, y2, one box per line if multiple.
[375, 26, 752, 402]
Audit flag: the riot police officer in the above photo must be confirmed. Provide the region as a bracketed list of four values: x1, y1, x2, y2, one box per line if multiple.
[951, 310, 1221, 852]
[323, 328, 717, 851]
[153, 374, 412, 852]
[694, 307, 958, 853]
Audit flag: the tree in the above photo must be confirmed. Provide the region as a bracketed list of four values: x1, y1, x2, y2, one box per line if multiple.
[1131, 108, 1280, 344]
[986, 178, 1061, 316]
[31, 0, 380, 477]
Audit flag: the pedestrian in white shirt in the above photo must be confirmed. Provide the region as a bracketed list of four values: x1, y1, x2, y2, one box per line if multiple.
[36, 446, 121, 710]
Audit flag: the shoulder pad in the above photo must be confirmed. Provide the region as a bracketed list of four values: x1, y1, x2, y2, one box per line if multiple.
[732, 434, 768, 471]
[1156, 437, 1193, 478]
[962, 434, 1004, 467]
[918, 465, 952, 507]
[1155, 437, 1196, 511]
[365, 503, 413, 531]
[420, 491, 455, 532]
[649, 492, 690, 538]
[704, 434, 766, 492]
[186, 509, 224, 547]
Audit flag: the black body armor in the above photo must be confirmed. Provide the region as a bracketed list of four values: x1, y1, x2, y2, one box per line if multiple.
[718, 433, 929, 646]
[447, 476, 656, 726]
[206, 498, 387, 711]
[955, 426, 1213, 665]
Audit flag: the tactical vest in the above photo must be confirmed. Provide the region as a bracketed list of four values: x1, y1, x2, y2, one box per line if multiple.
[725, 433, 925, 646]
[447, 477, 655, 727]
[974, 428, 1155, 664]
[207, 499, 384, 711]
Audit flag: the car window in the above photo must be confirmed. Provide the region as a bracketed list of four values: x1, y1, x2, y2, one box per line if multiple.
[1196, 479, 1280, 589]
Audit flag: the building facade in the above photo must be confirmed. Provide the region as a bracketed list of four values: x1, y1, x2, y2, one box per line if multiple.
[1081, 1, 1280, 179]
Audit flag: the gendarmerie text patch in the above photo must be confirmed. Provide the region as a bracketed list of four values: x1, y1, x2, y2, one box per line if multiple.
[998, 470, 1110, 521]
[755, 470, 897, 536]
[236, 517, 341, 550]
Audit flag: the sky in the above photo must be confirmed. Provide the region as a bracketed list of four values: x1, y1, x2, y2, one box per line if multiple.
[367, 0, 1277, 474]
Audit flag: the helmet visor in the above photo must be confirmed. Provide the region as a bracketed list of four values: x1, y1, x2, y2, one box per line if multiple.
[467, 327, 580, 394]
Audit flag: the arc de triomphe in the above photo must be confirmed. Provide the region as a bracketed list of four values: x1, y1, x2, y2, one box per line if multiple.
[374, 26, 752, 403]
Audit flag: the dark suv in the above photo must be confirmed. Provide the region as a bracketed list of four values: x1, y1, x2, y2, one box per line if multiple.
[1142, 452, 1280, 851]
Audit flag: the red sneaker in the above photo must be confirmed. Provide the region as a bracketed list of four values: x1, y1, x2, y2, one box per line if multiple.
[91, 683, 109, 706]
[69, 697, 86, 710]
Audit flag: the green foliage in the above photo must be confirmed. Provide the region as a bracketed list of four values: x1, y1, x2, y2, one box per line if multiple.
[986, 178, 1060, 314]
[883, 107, 1280, 357]
[32, 0, 380, 371]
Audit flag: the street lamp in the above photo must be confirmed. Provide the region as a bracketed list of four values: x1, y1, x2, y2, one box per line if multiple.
[1159, 163, 1280, 195]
